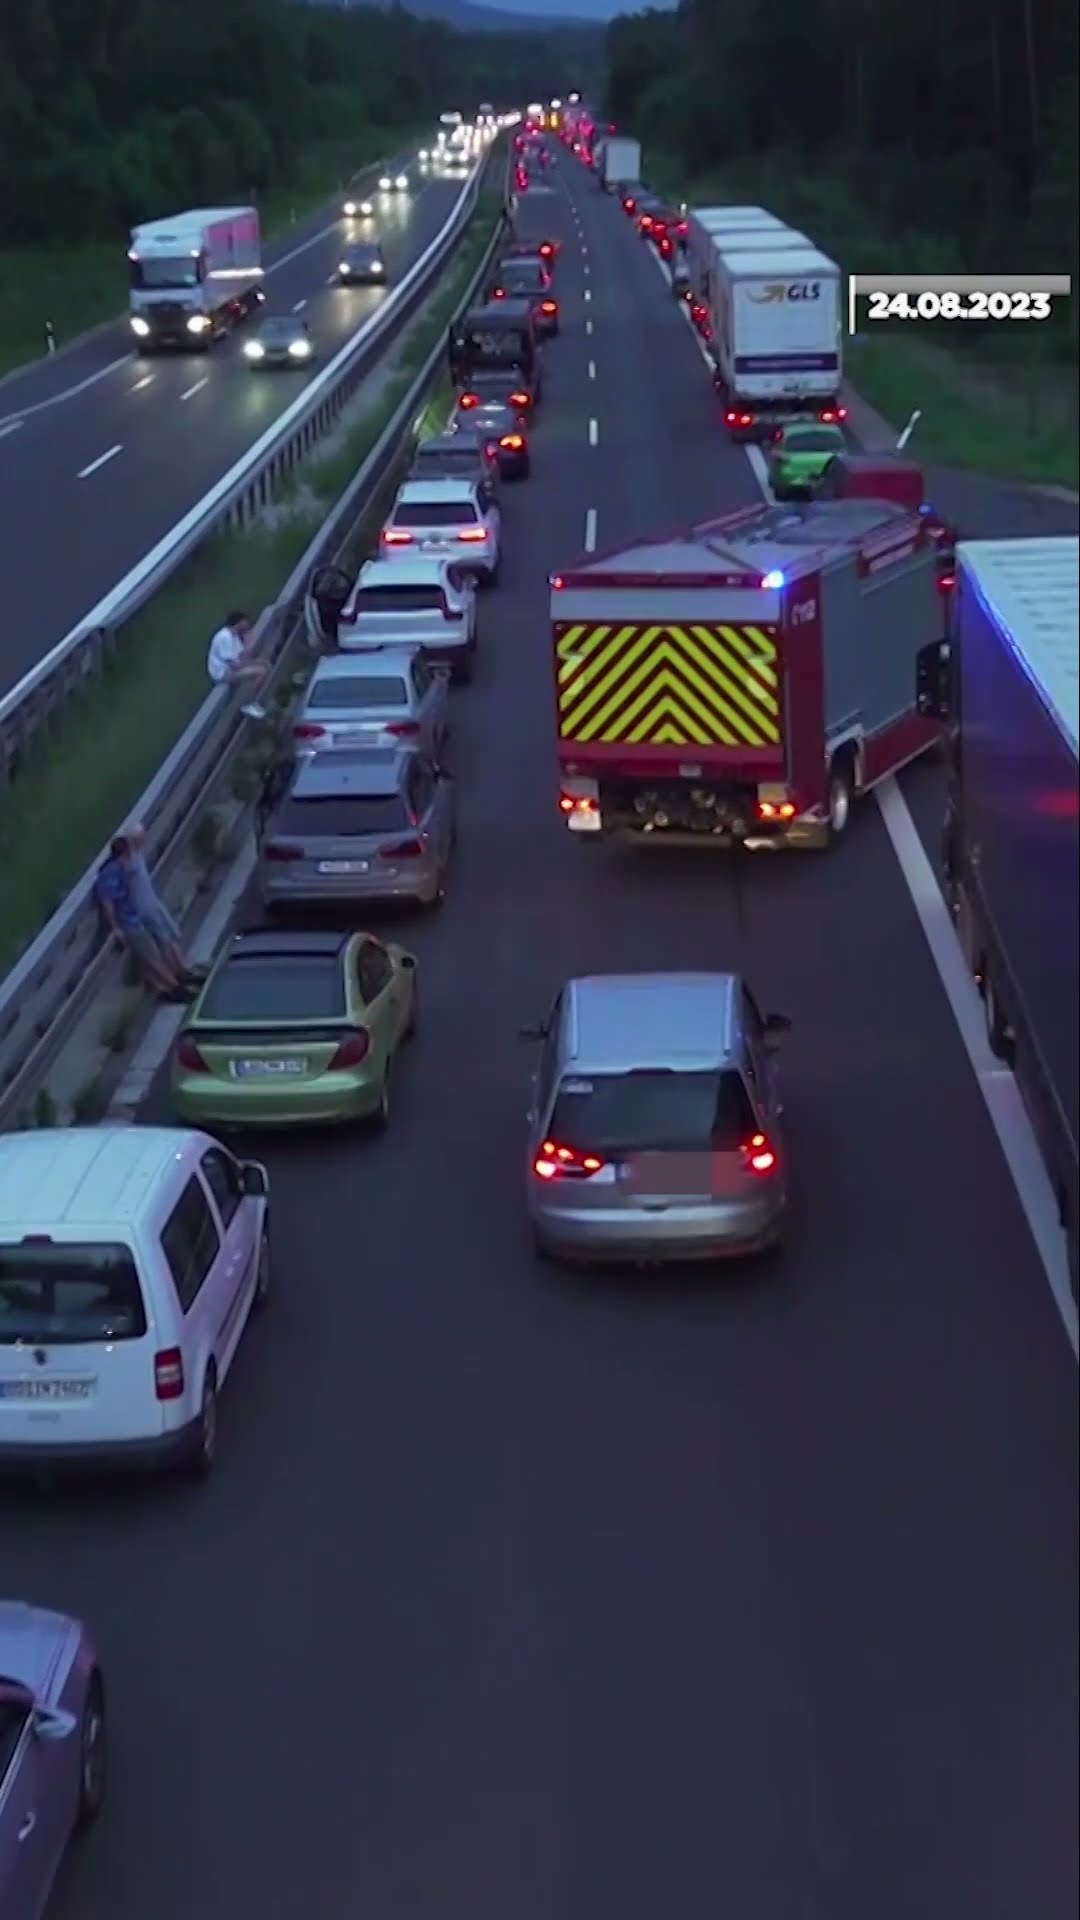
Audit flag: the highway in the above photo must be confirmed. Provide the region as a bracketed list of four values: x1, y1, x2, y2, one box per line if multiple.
[0, 141, 474, 699]
[4, 146, 1077, 1920]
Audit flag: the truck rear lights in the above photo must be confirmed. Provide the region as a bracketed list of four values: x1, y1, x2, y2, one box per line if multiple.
[756, 800, 796, 820]
[154, 1349, 185, 1400]
[533, 1142, 606, 1180]
[381, 528, 413, 545]
[725, 410, 755, 428]
[742, 1133, 777, 1175]
[328, 1028, 372, 1070]
[175, 1036, 209, 1073]
[819, 407, 847, 423]
[264, 842, 303, 862]
[559, 792, 596, 815]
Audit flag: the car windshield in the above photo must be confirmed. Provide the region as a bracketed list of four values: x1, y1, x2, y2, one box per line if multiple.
[199, 954, 348, 1022]
[348, 247, 380, 264]
[273, 794, 408, 837]
[354, 585, 444, 610]
[0, 1244, 147, 1344]
[785, 429, 843, 452]
[499, 264, 545, 290]
[393, 500, 478, 527]
[548, 1069, 755, 1154]
[260, 319, 299, 341]
[307, 675, 408, 710]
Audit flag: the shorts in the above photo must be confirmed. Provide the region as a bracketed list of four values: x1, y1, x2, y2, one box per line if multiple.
[142, 903, 181, 949]
[123, 924, 164, 971]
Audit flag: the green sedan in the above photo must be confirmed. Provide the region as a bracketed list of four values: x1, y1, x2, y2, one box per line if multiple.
[171, 927, 416, 1130]
[767, 421, 847, 499]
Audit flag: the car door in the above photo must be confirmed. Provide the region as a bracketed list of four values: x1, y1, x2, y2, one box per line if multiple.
[199, 1148, 258, 1358]
[409, 654, 447, 757]
[159, 1176, 228, 1401]
[740, 985, 782, 1128]
[0, 1690, 56, 1917]
[529, 994, 564, 1134]
[417, 757, 453, 865]
[356, 938, 403, 1050]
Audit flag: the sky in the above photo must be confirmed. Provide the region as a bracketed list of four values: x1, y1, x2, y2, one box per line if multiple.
[476, 0, 676, 14]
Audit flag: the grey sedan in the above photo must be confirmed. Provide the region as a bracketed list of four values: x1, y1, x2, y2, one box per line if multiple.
[0, 1599, 106, 1915]
[291, 649, 448, 761]
[338, 242, 387, 285]
[259, 746, 457, 910]
[243, 314, 314, 368]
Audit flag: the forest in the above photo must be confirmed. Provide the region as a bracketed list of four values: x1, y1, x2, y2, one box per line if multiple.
[0, 0, 603, 246]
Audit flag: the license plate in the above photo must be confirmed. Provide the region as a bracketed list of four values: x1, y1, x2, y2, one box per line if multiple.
[0, 1378, 94, 1401]
[420, 538, 450, 550]
[231, 1058, 307, 1078]
[317, 859, 368, 874]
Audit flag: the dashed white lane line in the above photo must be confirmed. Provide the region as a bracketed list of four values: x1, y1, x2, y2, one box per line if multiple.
[584, 507, 597, 552]
[131, 375, 153, 392]
[583, 288, 591, 303]
[77, 443, 122, 479]
[588, 417, 598, 446]
[585, 318, 593, 336]
[0, 420, 23, 440]
[179, 377, 208, 402]
[588, 360, 596, 380]
[292, 298, 307, 313]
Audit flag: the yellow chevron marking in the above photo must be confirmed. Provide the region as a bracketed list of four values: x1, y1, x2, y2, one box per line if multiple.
[689, 627, 778, 711]
[564, 643, 778, 745]
[561, 628, 664, 733]
[560, 625, 656, 704]
[715, 624, 778, 688]
[678, 626, 778, 725]
[556, 622, 782, 747]
[615, 668, 761, 747]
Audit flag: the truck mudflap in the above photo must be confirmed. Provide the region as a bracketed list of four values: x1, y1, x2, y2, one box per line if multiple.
[554, 620, 784, 756]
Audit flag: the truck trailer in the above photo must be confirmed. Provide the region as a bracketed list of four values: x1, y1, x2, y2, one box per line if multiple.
[711, 246, 842, 439]
[550, 497, 946, 849]
[128, 206, 263, 351]
[917, 537, 1079, 1299]
[599, 136, 641, 190]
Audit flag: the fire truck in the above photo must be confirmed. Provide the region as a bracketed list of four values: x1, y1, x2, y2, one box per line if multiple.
[549, 497, 948, 848]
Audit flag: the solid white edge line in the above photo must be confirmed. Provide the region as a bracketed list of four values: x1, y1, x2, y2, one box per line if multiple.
[76, 444, 122, 479]
[0, 421, 24, 439]
[584, 507, 597, 552]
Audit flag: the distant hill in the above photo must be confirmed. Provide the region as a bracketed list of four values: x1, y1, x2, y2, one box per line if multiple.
[294, 0, 606, 32]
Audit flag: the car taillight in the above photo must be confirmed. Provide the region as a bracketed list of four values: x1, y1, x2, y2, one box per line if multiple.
[540, 300, 557, 314]
[154, 1348, 184, 1400]
[175, 1035, 209, 1073]
[458, 393, 478, 408]
[533, 1141, 606, 1180]
[639, 216, 653, 231]
[676, 220, 687, 235]
[381, 528, 413, 545]
[492, 286, 506, 298]
[380, 838, 424, 860]
[508, 391, 530, 408]
[264, 841, 304, 861]
[384, 719, 421, 736]
[819, 407, 847, 423]
[742, 1132, 777, 1175]
[292, 723, 326, 740]
[937, 572, 956, 593]
[499, 433, 524, 450]
[328, 1028, 371, 1070]
[457, 526, 487, 542]
[756, 800, 796, 820]
[539, 243, 554, 258]
[623, 197, 636, 213]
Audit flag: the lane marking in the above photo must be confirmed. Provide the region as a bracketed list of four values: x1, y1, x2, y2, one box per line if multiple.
[0, 420, 23, 440]
[0, 355, 132, 430]
[584, 507, 597, 552]
[585, 318, 593, 336]
[584, 288, 591, 303]
[77, 444, 122, 479]
[588, 359, 596, 380]
[588, 417, 598, 446]
[877, 780, 1078, 1357]
[131, 375, 153, 392]
[179, 378, 208, 402]
[292, 298, 307, 313]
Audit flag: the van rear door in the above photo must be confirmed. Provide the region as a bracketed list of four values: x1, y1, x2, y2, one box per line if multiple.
[0, 1236, 160, 1448]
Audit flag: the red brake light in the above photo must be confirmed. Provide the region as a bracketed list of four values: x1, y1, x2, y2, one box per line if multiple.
[459, 393, 478, 408]
[551, 574, 565, 589]
[623, 197, 636, 213]
[756, 800, 796, 821]
[725, 411, 754, 428]
[175, 1035, 209, 1073]
[264, 841, 303, 862]
[379, 838, 424, 859]
[742, 1132, 777, 1175]
[539, 243, 553, 258]
[937, 572, 956, 593]
[540, 300, 557, 314]
[819, 407, 847, 424]
[508, 391, 530, 408]
[499, 433, 524, 450]
[457, 525, 487, 542]
[533, 1141, 606, 1180]
[492, 286, 506, 298]
[292, 722, 326, 740]
[381, 528, 413, 545]
[328, 1028, 371, 1070]
[154, 1348, 184, 1400]
[383, 719, 420, 736]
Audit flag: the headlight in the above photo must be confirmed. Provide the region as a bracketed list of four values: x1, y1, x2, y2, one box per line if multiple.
[343, 200, 357, 216]
[288, 339, 311, 358]
[378, 176, 391, 190]
[130, 316, 150, 337]
[394, 174, 408, 190]
[186, 314, 209, 333]
[338, 261, 350, 274]
[418, 149, 429, 161]
[370, 262, 384, 274]
[244, 341, 264, 359]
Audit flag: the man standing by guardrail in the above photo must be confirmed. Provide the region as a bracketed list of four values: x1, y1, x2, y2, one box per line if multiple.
[207, 609, 269, 718]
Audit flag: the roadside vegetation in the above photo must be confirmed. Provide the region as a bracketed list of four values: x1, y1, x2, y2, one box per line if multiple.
[0, 195, 500, 975]
[607, 0, 1078, 491]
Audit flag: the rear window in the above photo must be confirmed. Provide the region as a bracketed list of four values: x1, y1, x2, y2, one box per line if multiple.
[393, 500, 478, 527]
[462, 331, 528, 363]
[199, 954, 348, 1022]
[0, 1244, 147, 1344]
[273, 793, 408, 838]
[354, 585, 444, 611]
[785, 429, 842, 452]
[415, 449, 477, 475]
[307, 675, 407, 709]
[499, 265, 544, 290]
[549, 1069, 755, 1153]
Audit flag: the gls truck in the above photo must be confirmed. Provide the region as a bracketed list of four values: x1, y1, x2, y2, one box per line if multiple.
[128, 206, 264, 351]
[917, 537, 1079, 1300]
[599, 136, 641, 190]
[711, 246, 842, 440]
[684, 207, 785, 298]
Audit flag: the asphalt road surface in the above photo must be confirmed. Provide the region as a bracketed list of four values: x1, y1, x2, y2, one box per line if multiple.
[4, 147, 1077, 1920]
[0, 143, 475, 699]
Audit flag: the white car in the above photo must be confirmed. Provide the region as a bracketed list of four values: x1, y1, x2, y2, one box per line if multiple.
[342, 196, 374, 218]
[378, 479, 501, 585]
[308, 556, 479, 681]
[0, 1127, 270, 1479]
[379, 173, 409, 192]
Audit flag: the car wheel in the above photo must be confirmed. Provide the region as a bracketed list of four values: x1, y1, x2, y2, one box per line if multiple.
[187, 1365, 218, 1479]
[371, 1069, 391, 1130]
[76, 1673, 107, 1826]
[252, 1225, 271, 1313]
[826, 755, 854, 842]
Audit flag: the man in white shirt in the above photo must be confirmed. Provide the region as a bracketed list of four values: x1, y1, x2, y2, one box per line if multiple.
[206, 609, 268, 718]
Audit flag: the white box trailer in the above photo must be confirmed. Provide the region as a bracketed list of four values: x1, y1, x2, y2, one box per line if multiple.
[599, 136, 641, 189]
[128, 205, 263, 351]
[712, 246, 842, 438]
[683, 207, 785, 297]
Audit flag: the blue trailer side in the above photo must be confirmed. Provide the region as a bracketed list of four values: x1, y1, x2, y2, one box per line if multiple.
[943, 537, 1079, 1300]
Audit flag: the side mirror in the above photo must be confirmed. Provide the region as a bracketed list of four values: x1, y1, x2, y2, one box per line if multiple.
[241, 1161, 270, 1198]
[33, 1705, 76, 1743]
[916, 639, 952, 721]
[518, 1022, 547, 1040]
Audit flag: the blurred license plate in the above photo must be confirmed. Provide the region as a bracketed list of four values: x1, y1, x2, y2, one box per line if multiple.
[420, 538, 450, 550]
[232, 1058, 306, 1078]
[317, 859, 368, 874]
[1, 1378, 94, 1401]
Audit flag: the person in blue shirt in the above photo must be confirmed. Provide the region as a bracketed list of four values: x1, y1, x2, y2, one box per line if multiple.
[95, 838, 193, 1002]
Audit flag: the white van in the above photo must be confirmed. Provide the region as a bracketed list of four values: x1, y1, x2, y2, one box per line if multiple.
[0, 1127, 269, 1479]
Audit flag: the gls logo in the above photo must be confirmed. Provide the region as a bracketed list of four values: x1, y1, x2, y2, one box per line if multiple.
[791, 598, 817, 626]
[749, 282, 822, 304]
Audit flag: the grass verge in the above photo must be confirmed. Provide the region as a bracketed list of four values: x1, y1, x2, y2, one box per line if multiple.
[0, 195, 499, 977]
[0, 124, 424, 380]
[650, 152, 1078, 492]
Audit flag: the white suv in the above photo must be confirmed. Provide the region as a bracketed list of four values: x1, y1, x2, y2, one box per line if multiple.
[379, 478, 501, 584]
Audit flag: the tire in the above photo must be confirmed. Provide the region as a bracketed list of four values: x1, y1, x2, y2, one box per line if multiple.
[826, 756, 854, 842]
[76, 1673, 107, 1827]
[251, 1225, 271, 1313]
[370, 1069, 391, 1131]
[186, 1365, 218, 1480]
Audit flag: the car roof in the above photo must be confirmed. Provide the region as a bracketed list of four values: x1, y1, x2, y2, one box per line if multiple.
[261, 312, 304, 326]
[310, 648, 416, 679]
[0, 1127, 213, 1230]
[561, 973, 743, 1072]
[462, 301, 531, 326]
[415, 435, 482, 457]
[357, 556, 450, 585]
[289, 747, 411, 797]
[395, 478, 478, 503]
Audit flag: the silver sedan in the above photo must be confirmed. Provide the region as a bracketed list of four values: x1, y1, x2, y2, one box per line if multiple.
[291, 648, 449, 762]
[0, 1598, 107, 1913]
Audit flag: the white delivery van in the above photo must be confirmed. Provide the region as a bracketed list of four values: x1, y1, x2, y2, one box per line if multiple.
[711, 246, 842, 439]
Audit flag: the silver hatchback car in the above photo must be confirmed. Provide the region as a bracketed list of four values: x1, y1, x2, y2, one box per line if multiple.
[259, 746, 456, 909]
[291, 648, 448, 760]
[522, 972, 791, 1263]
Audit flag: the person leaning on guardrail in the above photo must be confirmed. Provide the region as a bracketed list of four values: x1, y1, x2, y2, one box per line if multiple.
[95, 837, 197, 1004]
[125, 820, 207, 990]
[207, 609, 269, 719]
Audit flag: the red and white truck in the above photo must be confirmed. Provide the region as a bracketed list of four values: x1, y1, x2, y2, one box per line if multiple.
[549, 497, 948, 848]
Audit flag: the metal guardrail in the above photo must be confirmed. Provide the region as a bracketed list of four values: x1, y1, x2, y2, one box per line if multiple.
[0, 141, 505, 781]
[0, 196, 511, 1128]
